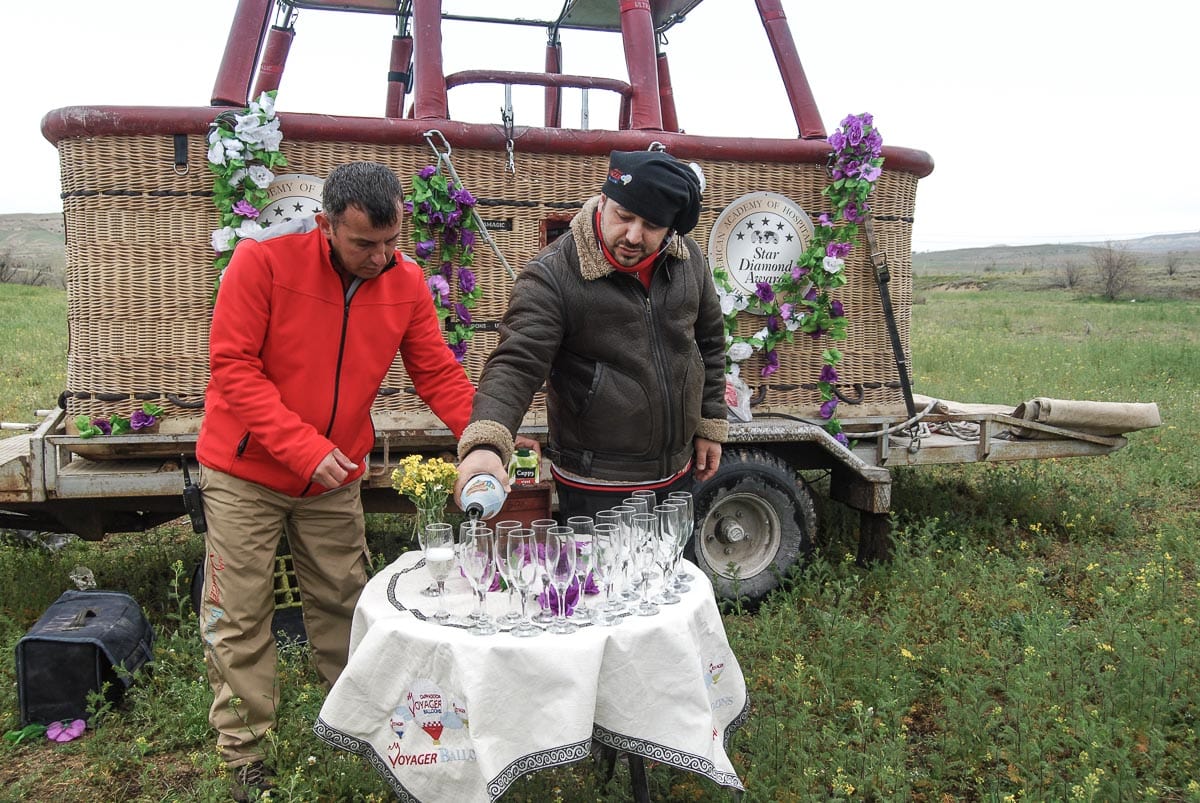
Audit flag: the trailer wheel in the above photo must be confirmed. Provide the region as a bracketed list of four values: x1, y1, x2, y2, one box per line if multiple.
[686, 448, 816, 606]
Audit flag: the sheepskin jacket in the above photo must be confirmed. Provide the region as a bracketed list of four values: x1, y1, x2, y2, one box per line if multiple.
[459, 196, 728, 481]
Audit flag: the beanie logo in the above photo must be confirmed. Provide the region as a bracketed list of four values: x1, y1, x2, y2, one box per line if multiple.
[608, 167, 632, 185]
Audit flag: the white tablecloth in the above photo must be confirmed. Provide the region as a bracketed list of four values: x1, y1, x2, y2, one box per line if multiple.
[315, 551, 749, 802]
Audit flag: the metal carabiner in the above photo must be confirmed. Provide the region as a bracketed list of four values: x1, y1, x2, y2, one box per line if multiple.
[423, 129, 452, 168]
[423, 128, 516, 280]
[501, 85, 516, 174]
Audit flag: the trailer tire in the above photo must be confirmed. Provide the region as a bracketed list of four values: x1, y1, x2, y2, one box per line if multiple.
[686, 448, 816, 607]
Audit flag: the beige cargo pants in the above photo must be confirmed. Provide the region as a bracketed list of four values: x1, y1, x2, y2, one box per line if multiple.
[198, 466, 370, 767]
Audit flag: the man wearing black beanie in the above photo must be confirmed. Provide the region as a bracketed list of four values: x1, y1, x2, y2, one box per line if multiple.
[456, 148, 728, 523]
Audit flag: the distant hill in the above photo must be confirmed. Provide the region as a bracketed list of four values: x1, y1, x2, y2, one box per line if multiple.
[909, 231, 1199, 300]
[912, 231, 1200, 275]
[0, 213, 65, 274]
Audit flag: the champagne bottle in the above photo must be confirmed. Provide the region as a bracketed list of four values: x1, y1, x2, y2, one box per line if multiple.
[457, 473, 507, 521]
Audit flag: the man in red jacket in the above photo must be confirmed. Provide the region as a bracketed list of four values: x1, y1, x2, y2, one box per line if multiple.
[195, 161, 474, 799]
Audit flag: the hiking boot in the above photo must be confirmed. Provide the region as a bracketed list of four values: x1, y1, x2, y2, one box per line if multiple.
[230, 760, 275, 801]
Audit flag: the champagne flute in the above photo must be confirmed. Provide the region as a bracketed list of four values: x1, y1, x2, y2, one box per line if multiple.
[613, 504, 640, 601]
[417, 516, 445, 597]
[594, 510, 628, 616]
[545, 525, 579, 634]
[667, 490, 696, 586]
[566, 515, 595, 623]
[503, 528, 542, 637]
[459, 520, 487, 621]
[623, 496, 650, 516]
[530, 519, 557, 624]
[493, 519, 524, 626]
[652, 503, 682, 605]
[590, 522, 621, 625]
[422, 522, 455, 622]
[631, 489, 658, 507]
[459, 523, 498, 635]
[630, 512, 660, 616]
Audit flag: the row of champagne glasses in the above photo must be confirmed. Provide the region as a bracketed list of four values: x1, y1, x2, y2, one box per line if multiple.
[418, 490, 695, 635]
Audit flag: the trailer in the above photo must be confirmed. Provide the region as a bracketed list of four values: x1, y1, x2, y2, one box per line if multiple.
[0, 0, 1157, 605]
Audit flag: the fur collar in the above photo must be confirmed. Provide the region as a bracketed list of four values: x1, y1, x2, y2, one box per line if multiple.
[570, 195, 689, 281]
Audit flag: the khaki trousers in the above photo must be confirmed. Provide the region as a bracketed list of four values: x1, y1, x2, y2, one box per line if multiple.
[198, 466, 370, 766]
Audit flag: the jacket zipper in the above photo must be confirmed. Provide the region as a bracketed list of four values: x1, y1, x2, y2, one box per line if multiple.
[326, 277, 362, 437]
[643, 274, 676, 471]
[299, 276, 363, 496]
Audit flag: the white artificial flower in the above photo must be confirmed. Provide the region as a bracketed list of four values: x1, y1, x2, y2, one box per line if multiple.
[234, 111, 260, 134]
[727, 341, 754, 362]
[235, 220, 263, 238]
[222, 138, 245, 161]
[253, 91, 276, 118]
[823, 256, 844, 274]
[728, 363, 741, 379]
[211, 226, 236, 253]
[207, 139, 226, 166]
[247, 165, 274, 188]
[260, 130, 283, 152]
[753, 327, 770, 342]
[720, 293, 738, 316]
[785, 313, 805, 332]
[207, 128, 223, 146]
[236, 121, 270, 146]
[228, 168, 248, 187]
[258, 122, 283, 152]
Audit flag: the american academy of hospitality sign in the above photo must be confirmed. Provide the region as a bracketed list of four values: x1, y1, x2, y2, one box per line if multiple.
[706, 191, 814, 310]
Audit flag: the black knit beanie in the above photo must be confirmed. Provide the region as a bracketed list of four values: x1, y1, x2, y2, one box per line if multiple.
[601, 150, 702, 235]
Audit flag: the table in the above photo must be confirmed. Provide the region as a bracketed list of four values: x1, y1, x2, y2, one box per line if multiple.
[315, 551, 749, 802]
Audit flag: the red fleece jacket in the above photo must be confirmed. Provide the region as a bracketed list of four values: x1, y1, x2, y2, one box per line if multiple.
[196, 225, 473, 496]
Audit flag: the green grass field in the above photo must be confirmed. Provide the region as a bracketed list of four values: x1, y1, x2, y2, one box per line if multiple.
[0, 284, 66, 426]
[0, 281, 1196, 801]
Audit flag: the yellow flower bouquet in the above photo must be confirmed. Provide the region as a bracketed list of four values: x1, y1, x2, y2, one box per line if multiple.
[391, 454, 459, 526]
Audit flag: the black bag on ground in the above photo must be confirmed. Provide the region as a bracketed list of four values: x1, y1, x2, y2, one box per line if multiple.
[15, 589, 155, 726]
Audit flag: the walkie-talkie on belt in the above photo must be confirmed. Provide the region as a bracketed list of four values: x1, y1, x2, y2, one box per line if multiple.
[181, 454, 207, 533]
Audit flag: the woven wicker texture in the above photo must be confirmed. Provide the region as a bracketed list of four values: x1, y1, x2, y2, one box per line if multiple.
[58, 134, 917, 433]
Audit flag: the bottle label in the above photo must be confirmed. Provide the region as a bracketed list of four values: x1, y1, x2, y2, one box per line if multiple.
[459, 473, 507, 520]
[509, 450, 540, 486]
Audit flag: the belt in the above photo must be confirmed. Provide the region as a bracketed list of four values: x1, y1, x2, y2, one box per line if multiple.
[544, 444, 692, 480]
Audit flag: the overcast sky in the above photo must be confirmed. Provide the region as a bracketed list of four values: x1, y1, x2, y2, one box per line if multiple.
[2, 1, 1195, 252]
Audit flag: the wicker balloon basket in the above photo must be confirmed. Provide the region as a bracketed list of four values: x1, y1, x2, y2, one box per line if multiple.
[57, 132, 918, 437]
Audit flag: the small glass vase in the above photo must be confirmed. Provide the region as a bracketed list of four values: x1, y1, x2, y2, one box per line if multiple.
[415, 504, 444, 539]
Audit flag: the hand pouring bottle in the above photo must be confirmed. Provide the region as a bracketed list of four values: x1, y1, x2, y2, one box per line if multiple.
[457, 473, 507, 521]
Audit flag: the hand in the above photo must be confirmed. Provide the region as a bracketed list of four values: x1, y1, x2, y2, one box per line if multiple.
[692, 438, 722, 482]
[454, 447, 511, 503]
[514, 435, 541, 458]
[311, 448, 357, 488]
